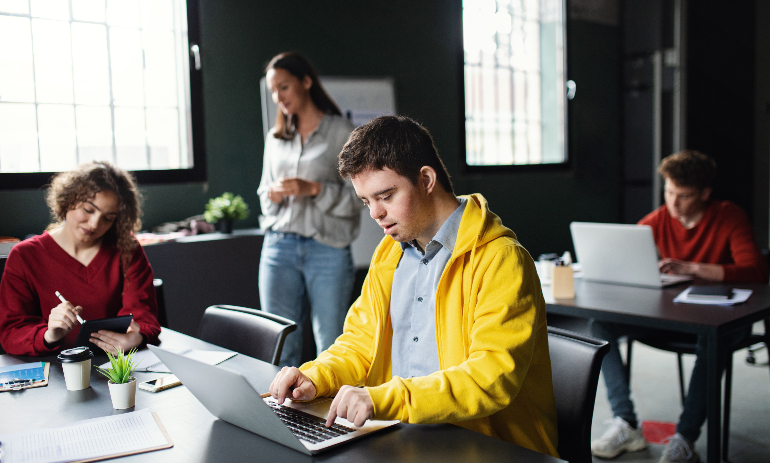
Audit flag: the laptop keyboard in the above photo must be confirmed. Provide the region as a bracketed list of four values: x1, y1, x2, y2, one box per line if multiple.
[266, 400, 356, 443]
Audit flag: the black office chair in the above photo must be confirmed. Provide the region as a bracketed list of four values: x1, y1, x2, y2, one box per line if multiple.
[548, 326, 610, 463]
[625, 321, 770, 461]
[153, 278, 169, 328]
[198, 305, 297, 365]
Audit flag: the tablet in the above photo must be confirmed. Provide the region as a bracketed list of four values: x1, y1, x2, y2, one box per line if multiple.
[74, 315, 133, 352]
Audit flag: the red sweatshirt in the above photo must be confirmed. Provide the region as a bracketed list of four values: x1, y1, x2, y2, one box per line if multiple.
[638, 201, 768, 283]
[0, 232, 161, 355]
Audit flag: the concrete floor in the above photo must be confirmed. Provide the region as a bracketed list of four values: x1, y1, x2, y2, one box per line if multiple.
[585, 322, 770, 463]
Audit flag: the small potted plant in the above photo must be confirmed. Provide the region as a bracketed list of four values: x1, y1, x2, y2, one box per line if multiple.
[96, 346, 141, 409]
[203, 192, 250, 234]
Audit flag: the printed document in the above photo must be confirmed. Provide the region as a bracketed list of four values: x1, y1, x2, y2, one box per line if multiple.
[0, 409, 171, 463]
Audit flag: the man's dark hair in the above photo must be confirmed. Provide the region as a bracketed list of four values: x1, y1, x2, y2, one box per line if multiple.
[338, 116, 454, 194]
[658, 150, 717, 190]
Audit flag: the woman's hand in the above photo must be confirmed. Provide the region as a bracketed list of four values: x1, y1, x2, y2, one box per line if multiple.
[90, 319, 144, 356]
[44, 302, 82, 345]
[268, 181, 285, 204]
[269, 177, 321, 201]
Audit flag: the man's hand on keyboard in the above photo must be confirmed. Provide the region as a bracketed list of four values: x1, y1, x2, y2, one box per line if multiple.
[270, 367, 317, 404]
[326, 385, 374, 428]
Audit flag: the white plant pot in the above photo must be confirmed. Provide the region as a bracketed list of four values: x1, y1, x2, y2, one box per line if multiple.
[108, 378, 137, 409]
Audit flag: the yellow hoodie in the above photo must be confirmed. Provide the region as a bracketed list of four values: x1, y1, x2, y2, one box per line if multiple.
[300, 193, 559, 457]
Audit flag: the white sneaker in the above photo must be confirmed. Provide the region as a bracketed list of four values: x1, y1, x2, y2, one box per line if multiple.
[659, 433, 699, 463]
[591, 417, 648, 459]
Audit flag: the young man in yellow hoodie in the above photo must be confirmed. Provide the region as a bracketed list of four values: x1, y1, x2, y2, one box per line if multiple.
[269, 115, 558, 457]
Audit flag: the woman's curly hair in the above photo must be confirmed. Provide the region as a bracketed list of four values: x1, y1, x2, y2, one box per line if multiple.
[45, 161, 142, 275]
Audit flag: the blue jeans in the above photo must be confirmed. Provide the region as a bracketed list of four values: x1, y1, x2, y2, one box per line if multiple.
[590, 320, 750, 442]
[258, 231, 354, 367]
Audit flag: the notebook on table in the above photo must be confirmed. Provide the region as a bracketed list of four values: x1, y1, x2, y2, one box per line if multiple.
[148, 345, 398, 455]
[570, 222, 693, 289]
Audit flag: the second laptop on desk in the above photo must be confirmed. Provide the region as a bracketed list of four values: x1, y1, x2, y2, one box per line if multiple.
[570, 222, 692, 288]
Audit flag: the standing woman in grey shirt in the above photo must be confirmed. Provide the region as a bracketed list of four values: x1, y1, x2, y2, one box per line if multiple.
[258, 52, 362, 367]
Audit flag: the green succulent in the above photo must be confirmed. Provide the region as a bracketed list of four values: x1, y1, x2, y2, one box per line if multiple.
[95, 346, 141, 384]
[203, 192, 250, 223]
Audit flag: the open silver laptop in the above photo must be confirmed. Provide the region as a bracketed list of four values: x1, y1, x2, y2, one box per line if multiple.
[148, 345, 398, 455]
[570, 222, 692, 288]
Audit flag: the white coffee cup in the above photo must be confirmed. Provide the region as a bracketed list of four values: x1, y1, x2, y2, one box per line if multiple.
[58, 347, 94, 391]
[536, 260, 555, 282]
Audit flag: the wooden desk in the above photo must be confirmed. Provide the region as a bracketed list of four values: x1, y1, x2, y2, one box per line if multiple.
[0, 329, 564, 463]
[544, 279, 770, 463]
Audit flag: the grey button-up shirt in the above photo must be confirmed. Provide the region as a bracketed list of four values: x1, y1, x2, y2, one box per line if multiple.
[257, 114, 363, 248]
[390, 197, 467, 379]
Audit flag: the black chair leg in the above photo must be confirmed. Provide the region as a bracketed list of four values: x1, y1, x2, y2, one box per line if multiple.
[723, 352, 733, 462]
[677, 353, 686, 406]
[764, 320, 770, 380]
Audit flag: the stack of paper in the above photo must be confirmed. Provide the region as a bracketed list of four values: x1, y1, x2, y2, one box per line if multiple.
[674, 287, 753, 305]
[0, 409, 172, 463]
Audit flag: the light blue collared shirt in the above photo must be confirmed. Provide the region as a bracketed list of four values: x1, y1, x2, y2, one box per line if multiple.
[390, 197, 467, 379]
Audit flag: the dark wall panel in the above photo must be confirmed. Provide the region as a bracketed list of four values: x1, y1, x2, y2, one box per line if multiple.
[686, 2, 756, 219]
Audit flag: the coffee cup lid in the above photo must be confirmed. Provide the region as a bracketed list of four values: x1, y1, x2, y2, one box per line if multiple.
[57, 346, 94, 363]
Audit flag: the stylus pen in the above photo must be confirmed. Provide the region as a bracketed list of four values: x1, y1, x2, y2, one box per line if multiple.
[55, 291, 85, 324]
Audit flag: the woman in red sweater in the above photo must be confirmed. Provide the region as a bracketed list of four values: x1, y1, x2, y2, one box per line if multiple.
[0, 162, 160, 356]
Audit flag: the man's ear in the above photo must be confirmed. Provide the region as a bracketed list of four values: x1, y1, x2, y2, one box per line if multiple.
[700, 187, 712, 202]
[419, 166, 437, 194]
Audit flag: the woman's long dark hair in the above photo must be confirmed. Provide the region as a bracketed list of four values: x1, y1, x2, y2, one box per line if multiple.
[265, 52, 341, 140]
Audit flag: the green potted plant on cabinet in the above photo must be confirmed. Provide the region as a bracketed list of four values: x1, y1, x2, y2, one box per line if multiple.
[95, 346, 141, 409]
[203, 192, 250, 234]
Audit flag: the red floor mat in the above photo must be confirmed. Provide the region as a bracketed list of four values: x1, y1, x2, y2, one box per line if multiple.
[642, 420, 677, 444]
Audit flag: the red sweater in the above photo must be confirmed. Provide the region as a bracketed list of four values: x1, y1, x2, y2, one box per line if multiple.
[638, 201, 768, 283]
[0, 232, 161, 355]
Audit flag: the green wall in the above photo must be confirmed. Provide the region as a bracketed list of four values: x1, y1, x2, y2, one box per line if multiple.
[0, 1, 622, 258]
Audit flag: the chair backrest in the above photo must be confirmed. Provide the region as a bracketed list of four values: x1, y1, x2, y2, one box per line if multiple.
[548, 326, 610, 463]
[197, 305, 297, 365]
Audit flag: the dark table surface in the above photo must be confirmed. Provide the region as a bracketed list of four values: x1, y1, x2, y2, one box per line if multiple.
[0, 329, 564, 463]
[543, 278, 770, 463]
[544, 279, 770, 335]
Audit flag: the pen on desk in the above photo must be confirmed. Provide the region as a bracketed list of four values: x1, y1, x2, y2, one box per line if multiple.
[260, 392, 272, 398]
[55, 291, 85, 324]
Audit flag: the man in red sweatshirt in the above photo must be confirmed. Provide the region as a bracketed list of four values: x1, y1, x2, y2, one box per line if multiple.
[590, 150, 768, 463]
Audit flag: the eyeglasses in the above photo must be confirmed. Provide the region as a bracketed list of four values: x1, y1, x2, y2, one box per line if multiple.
[2, 378, 34, 391]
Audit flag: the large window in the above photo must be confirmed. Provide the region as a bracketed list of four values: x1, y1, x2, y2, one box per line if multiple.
[0, 0, 204, 188]
[463, 0, 567, 167]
